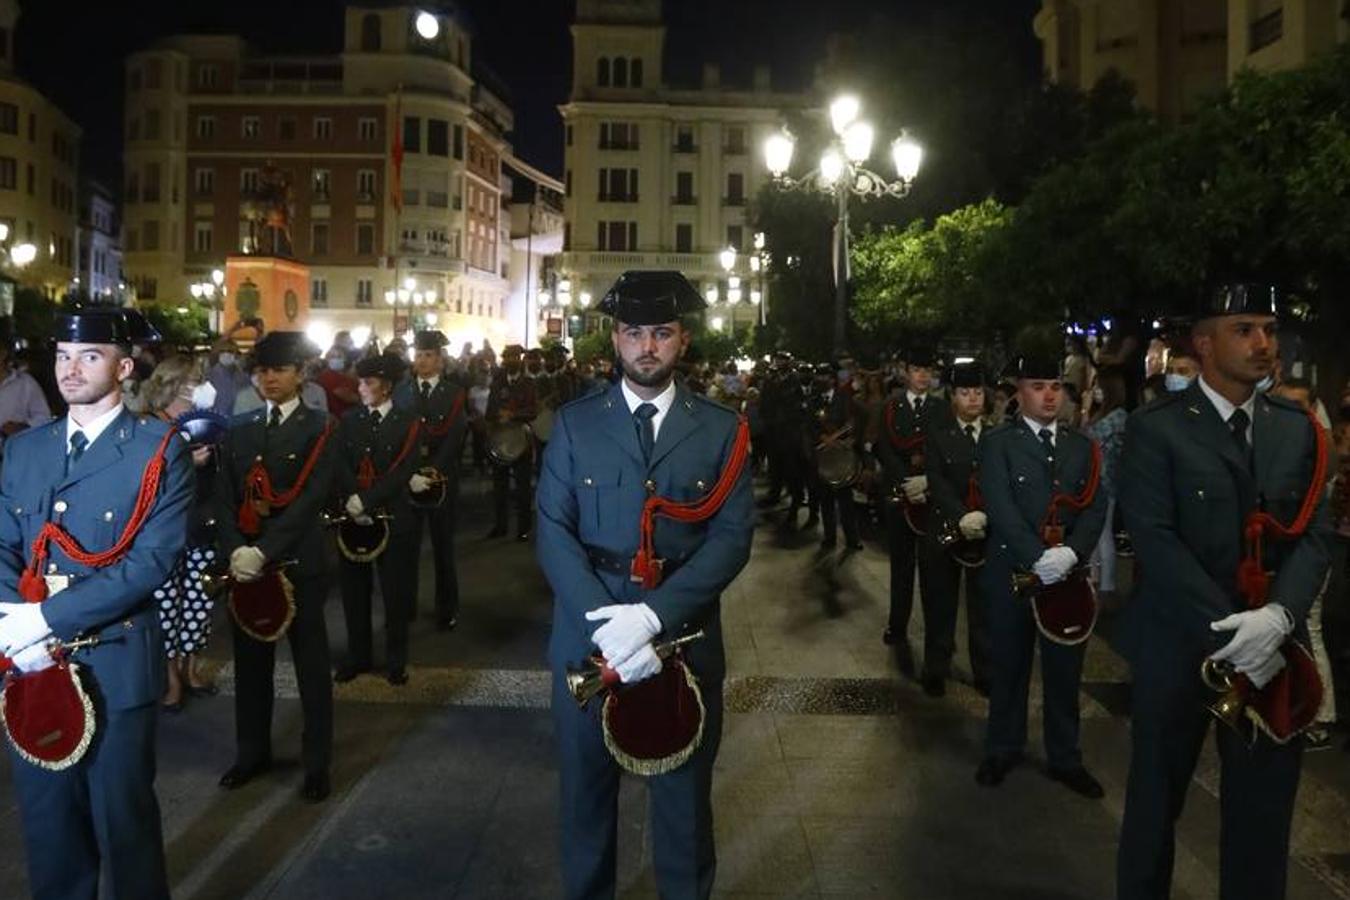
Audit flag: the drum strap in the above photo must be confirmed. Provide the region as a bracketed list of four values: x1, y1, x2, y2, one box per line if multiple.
[1038, 438, 1102, 543]
[421, 389, 466, 439]
[16, 428, 178, 605]
[238, 420, 336, 536]
[357, 419, 422, 490]
[630, 417, 752, 589]
[1237, 410, 1328, 607]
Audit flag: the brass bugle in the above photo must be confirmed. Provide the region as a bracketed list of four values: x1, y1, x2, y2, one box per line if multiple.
[1, 635, 102, 673]
[566, 630, 707, 708]
[322, 511, 395, 527]
[1200, 658, 1253, 740]
[815, 422, 853, 451]
[1011, 571, 1040, 593]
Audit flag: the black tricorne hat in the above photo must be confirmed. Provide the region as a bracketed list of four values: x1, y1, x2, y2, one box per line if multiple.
[598, 270, 705, 325]
[948, 361, 986, 389]
[251, 331, 312, 368]
[413, 330, 448, 351]
[905, 347, 938, 369]
[1200, 283, 1280, 319]
[1006, 353, 1063, 381]
[52, 307, 162, 347]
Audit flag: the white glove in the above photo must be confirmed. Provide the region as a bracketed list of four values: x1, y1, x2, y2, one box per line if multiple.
[585, 603, 663, 667]
[230, 546, 266, 584]
[1032, 546, 1077, 585]
[409, 473, 432, 493]
[958, 511, 987, 540]
[345, 494, 365, 519]
[1209, 604, 1293, 673]
[612, 643, 663, 684]
[901, 475, 928, 503]
[0, 602, 52, 657]
[1243, 647, 1287, 689]
[9, 640, 56, 674]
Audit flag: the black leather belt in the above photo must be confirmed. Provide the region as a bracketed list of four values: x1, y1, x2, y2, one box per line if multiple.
[586, 546, 682, 580]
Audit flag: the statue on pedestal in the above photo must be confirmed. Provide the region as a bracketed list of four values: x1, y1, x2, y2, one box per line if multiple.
[241, 162, 295, 258]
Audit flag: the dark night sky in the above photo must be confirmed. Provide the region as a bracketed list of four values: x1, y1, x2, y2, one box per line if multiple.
[13, 0, 1039, 189]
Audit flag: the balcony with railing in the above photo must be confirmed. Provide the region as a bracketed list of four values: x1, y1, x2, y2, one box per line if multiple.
[1249, 9, 1283, 52]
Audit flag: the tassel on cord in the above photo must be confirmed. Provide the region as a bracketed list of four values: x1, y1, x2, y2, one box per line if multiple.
[236, 420, 335, 535]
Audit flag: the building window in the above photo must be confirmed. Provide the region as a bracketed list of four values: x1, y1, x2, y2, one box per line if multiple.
[597, 220, 637, 251]
[598, 167, 638, 202]
[356, 278, 373, 306]
[195, 115, 216, 139]
[242, 115, 261, 138]
[566, 125, 573, 147]
[193, 221, 213, 252]
[1250, 4, 1283, 51]
[25, 162, 33, 195]
[565, 170, 572, 197]
[403, 116, 421, 153]
[453, 124, 464, 159]
[0, 157, 14, 190]
[725, 125, 746, 155]
[311, 222, 329, 255]
[599, 122, 638, 150]
[194, 167, 214, 196]
[725, 172, 745, 205]
[0, 103, 15, 135]
[139, 277, 157, 299]
[143, 163, 161, 201]
[675, 223, 693, 253]
[631, 58, 643, 88]
[279, 116, 297, 140]
[597, 57, 610, 87]
[240, 168, 259, 195]
[310, 278, 328, 306]
[361, 13, 381, 51]
[143, 220, 160, 251]
[357, 169, 376, 200]
[313, 117, 333, 140]
[675, 171, 693, 204]
[311, 168, 331, 201]
[613, 57, 628, 88]
[675, 124, 696, 153]
[196, 64, 218, 89]
[145, 109, 161, 140]
[356, 222, 375, 255]
[726, 224, 743, 250]
[358, 117, 378, 141]
[427, 119, 448, 156]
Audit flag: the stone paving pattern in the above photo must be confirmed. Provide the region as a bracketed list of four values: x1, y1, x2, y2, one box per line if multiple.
[0, 478, 1347, 898]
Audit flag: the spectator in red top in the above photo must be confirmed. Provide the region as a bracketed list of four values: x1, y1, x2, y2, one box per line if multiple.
[315, 347, 359, 416]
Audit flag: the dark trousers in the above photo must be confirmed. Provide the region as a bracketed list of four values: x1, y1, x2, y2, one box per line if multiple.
[339, 532, 418, 672]
[11, 702, 167, 900]
[552, 673, 724, 900]
[818, 482, 858, 544]
[493, 455, 533, 533]
[885, 501, 938, 639]
[926, 546, 991, 683]
[232, 574, 332, 775]
[1118, 628, 1303, 900]
[413, 497, 459, 621]
[981, 566, 1085, 769]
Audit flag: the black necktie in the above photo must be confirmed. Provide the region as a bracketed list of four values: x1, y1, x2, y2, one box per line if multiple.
[1228, 408, 1251, 459]
[964, 424, 977, 445]
[913, 396, 924, 414]
[1038, 427, 1055, 467]
[421, 381, 432, 402]
[635, 403, 658, 464]
[268, 406, 282, 429]
[66, 430, 87, 475]
[370, 409, 382, 429]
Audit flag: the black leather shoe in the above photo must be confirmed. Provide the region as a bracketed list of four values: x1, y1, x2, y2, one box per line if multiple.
[485, 525, 506, 539]
[975, 755, 1018, 787]
[333, 664, 367, 684]
[219, 759, 271, 790]
[386, 668, 408, 686]
[921, 675, 946, 698]
[1048, 766, 1104, 799]
[301, 771, 331, 803]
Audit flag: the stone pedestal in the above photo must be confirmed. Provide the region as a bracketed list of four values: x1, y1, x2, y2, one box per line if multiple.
[223, 255, 311, 336]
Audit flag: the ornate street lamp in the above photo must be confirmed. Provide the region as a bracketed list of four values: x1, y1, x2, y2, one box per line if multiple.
[764, 94, 923, 352]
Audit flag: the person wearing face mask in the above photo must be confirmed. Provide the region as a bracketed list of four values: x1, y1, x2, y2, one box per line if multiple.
[207, 338, 250, 417]
[1117, 284, 1332, 900]
[1085, 366, 1129, 605]
[314, 348, 360, 417]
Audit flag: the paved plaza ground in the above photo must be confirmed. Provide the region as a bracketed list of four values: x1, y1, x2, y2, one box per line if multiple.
[1, 474, 1348, 898]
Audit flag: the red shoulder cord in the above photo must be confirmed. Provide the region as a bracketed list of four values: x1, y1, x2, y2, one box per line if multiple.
[1237, 410, 1328, 608]
[629, 417, 752, 590]
[965, 467, 983, 511]
[238, 419, 336, 536]
[356, 419, 423, 491]
[884, 399, 926, 452]
[420, 389, 466, 439]
[17, 427, 179, 603]
[1037, 438, 1103, 543]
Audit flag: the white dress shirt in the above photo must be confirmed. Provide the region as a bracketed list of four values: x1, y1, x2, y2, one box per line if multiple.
[265, 396, 302, 426]
[957, 417, 984, 444]
[418, 374, 441, 394]
[1023, 416, 1057, 446]
[67, 402, 125, 453]
[621, 378, 677, 443]
[1197, 375, 1256, 445]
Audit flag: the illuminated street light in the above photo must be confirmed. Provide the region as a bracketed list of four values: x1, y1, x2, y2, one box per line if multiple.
[415, 11, 440, 40]
[11, 243, 36, 266]
[719, 246, 737, 273]
[764, 131, 795, 178]
[891, 131, 923, 182]
[211, 268, 225, 287]
[829, 95, 860, 136]
[842, 121, 874, 164]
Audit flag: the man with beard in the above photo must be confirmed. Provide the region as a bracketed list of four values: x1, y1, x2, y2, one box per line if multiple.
[215, 331, 338, 802]
[1117, 285, 1332, 900]
[394, 330, 468, 628]
[486, 344, 538, 540]
[536, 270, 754, 899]
[0, 308, 194, 899]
